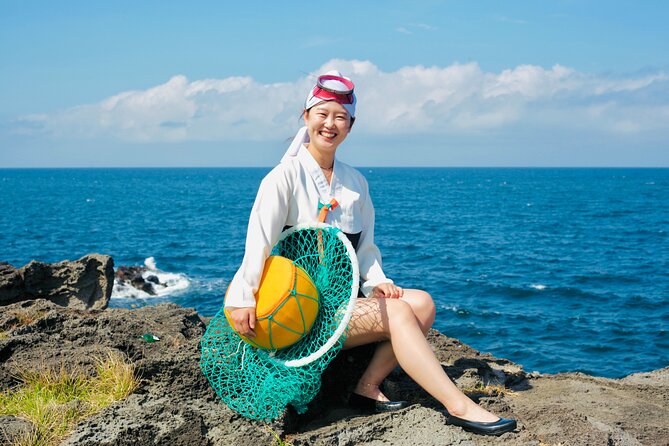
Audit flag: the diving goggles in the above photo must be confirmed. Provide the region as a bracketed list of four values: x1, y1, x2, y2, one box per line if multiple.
[311, 74, 355, 105]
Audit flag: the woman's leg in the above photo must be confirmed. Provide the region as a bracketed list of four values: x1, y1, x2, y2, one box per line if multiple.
[342, 296, 499, 422]
[349, 289, 436, 400]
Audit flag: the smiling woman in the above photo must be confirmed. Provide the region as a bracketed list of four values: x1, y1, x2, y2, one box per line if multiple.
[203, 70, 518, 436]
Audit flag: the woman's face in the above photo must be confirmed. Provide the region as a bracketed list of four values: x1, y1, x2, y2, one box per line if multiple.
[303, 101, 352, 154]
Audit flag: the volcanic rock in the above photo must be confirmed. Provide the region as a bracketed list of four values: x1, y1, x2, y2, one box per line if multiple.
[0, 299, 666, 445]
[0, 254, 113, 310]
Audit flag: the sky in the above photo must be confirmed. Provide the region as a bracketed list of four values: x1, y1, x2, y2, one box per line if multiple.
[1, 0, 668, 167]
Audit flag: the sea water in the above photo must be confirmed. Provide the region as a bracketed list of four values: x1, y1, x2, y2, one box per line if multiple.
[1, 167, 667, 378]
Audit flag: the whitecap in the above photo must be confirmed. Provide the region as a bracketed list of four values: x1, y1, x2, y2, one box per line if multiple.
[143, 270, 191, 297]
[145, 256, 158, 271]
[111, 256, 190, 299]
[530, 284, 547, 290]
[112, 280, 152, 299]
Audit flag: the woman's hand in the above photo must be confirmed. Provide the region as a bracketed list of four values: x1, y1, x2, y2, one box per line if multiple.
[228, 307, 257, 338]
[372, 283, 404, 299]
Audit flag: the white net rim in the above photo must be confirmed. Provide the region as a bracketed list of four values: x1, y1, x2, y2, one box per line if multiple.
[271, 222, 359, 368]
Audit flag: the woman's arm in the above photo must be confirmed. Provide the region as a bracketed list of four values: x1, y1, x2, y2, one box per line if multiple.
[225, 166, 291, 334]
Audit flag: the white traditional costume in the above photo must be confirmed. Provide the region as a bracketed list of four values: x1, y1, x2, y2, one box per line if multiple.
[225, 144, 392, 308]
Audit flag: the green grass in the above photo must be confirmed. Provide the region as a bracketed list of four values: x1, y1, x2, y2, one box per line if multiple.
[0, 350, 139, 446]
[267, 426, 293, 446]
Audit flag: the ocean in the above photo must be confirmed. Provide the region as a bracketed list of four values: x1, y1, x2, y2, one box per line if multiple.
[1, 167, 667, 378]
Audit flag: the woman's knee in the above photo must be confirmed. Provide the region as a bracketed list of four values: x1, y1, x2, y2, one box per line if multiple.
[403, 289, 436, 327]
[385, 298, 416, 327]
[422, 290, 437, 323]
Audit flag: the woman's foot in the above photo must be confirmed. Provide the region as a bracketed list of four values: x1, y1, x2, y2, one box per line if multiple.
[446, 414, 517, 436]
[353, 382, 389, 401]
[349, 382, 409, 413]
[445, 400, 516, 436]
[447, 400, 499, 423]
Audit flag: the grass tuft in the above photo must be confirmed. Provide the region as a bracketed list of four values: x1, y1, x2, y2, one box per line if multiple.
[7, 426, 51, 446]
[267, 426, 293, 446]
[0, 331, 8, 341]
[463, 383, 516, 398]
[88, 350, 140, 408]
[0, 349, 139, 446]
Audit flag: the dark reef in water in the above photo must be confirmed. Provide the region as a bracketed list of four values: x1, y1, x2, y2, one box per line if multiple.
[115, 264, 168, 295]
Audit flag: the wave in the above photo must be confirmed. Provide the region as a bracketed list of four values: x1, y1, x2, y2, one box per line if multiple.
[111, 256, 191, 299]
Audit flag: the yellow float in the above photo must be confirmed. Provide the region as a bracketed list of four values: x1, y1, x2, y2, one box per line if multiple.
[225, 255, 319, 350]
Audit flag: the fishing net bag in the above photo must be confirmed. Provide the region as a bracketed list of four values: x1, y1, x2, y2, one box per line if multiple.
[200, 223, 359, 421]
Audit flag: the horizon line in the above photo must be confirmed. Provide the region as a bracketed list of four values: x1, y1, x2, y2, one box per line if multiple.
[1, 165, 668, 170]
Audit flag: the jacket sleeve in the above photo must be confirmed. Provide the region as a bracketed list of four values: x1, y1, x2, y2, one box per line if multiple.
[224, 167, 291, 308]
[356, 176, 393, 297]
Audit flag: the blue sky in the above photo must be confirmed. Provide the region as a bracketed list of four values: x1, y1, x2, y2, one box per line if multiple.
[1, 0, 668, 167]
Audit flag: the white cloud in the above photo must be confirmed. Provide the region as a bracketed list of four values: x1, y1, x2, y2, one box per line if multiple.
[13, 60, 669, 144]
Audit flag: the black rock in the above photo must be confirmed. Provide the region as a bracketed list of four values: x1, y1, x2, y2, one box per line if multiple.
[0, 254, 113, 310]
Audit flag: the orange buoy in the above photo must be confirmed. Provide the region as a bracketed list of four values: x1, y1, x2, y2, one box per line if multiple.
[225, 256, 319, 350]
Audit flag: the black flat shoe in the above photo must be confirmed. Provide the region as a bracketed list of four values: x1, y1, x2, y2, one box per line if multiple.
[348, 392, 409, 413]
[446, 413, 517, 436]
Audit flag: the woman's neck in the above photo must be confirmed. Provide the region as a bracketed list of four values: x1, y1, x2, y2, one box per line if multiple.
[305, 143, 335, 170]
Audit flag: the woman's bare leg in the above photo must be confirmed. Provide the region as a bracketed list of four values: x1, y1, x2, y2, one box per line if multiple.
[343, 296, 499, 422]
[349, 289, 436, 401]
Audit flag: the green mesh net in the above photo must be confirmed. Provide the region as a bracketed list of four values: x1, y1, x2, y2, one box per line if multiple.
[200, 224, 359, 421]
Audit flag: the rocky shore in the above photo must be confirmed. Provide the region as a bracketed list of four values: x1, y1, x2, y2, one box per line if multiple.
[1, 256, 668, 445]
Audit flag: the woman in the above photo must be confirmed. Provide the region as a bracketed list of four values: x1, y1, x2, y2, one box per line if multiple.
[225, 71, 517, 436]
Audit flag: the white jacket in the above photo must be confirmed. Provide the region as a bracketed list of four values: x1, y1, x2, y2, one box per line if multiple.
[225, 145, 392, 308]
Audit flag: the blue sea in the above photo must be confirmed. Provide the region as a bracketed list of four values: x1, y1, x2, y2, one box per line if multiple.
[1, 167, 667, 378]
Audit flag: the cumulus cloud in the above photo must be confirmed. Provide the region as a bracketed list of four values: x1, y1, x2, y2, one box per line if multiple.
[16, 74, 309, 142]
[13, 60, 669, 143]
